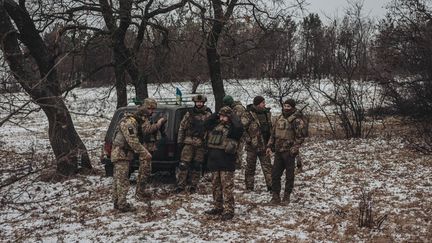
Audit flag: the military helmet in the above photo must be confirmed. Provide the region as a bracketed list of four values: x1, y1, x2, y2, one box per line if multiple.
[143, 98, 157, 109]
[192, 94, 207, 103]
[223, 95, 234, 106]
[219, 106, 233, 117]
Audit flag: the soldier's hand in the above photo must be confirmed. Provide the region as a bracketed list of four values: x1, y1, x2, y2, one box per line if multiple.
[157, 117, 167, 126]
[266, 148, 272, 156]
[290, 146, 299, 157]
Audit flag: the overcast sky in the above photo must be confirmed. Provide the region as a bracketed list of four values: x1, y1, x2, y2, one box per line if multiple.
[304, 0, 392, 19]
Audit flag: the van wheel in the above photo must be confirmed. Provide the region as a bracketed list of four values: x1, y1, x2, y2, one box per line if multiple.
[105, 163, 114, 177]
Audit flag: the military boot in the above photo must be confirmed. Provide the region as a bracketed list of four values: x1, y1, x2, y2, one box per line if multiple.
[188, 186, 197, 194]
[270, 192, 281, 205]
[174, 187, 185, 194]
[136, 191, 152, 202]
[204, 208, 223, 215]
[118, 203, 136, 213]
[221, 212, 234, 221]
[281, 193, 290, 205]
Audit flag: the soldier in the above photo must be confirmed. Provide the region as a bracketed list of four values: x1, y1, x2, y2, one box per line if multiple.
[111, 105, 152, 212]
[136, 98, 167, 201]
[175, 94, 212, 193]
[222, 95, 246, 169]
[266, 98, 305, 205]
[204, 107, 244, 220]
[242, 96, 273, 191]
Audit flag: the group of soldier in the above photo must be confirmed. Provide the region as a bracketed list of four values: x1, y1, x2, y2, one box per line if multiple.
[110, 94, 306, 221]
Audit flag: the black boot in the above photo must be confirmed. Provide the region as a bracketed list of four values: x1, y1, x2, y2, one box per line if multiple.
[221, 212, 234, 221]
[118, 203, 136, 212]
[270, 192, 281, 205]
[188, 186, 197, 194]
[174, 187, 185, 194]
[204, 208, 223, 215]
[282, 193, 290, 205]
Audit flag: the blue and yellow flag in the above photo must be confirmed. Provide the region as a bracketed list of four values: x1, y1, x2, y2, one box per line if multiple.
[176, 87, 182, 104]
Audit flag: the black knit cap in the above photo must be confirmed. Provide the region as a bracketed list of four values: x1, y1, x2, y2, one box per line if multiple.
[284, 98, 296, 108]
[253, 96, 265, 106]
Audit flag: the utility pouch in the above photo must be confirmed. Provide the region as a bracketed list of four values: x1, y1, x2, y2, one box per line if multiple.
[224, 139, 238, 154]
[208, 130, 223, 145]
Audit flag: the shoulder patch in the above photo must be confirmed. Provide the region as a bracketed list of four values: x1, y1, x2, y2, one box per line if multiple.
[128, 127, 135, 135]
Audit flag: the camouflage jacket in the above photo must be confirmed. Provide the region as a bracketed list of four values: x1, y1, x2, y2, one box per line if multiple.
[231, 101, 246, 119]
[111, 114, 149, 162]
[140, 109, 164, 152]
[177, 106, 212, 147]
[267, 110, 305, 153]
[241, 104, 272, 152]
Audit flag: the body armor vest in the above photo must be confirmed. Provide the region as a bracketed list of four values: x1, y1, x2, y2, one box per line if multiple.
[275, 115, 295, 141]
[207, 123, 238, 154]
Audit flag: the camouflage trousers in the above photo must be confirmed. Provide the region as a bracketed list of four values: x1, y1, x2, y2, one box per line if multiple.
[177, 144, 206, 189]
[245, 149, 272, 190]
[112, 160, 130, 208]
[212, 171, 235, 214]
[272, 151, 295, 195]
[235, 139, 245, 169]
[136, 158, 152, 199]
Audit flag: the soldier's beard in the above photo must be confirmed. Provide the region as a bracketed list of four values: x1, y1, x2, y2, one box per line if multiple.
[282, 108, 295, 117]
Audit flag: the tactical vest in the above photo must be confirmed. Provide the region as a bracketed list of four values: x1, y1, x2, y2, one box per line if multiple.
[255, 112, 271, 140]
[274, 115, 296, 141]
[184, 110, 210, 146]
[207, 123, 238, 154]
[186, 114, 207, 138]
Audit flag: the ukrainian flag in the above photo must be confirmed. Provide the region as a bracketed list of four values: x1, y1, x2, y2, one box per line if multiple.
[176, 87, 182, 105]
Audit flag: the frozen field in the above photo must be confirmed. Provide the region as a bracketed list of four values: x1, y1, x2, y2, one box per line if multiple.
[0, 81, 431, 242]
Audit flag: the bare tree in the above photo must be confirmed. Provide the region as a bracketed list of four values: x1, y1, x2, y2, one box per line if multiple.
[375, 0, 432, 153]
[304, 1, 380, 138]
[0, 0, 92, 175]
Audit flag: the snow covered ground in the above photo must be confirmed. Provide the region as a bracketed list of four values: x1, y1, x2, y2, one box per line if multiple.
[0, 81, 431, 242]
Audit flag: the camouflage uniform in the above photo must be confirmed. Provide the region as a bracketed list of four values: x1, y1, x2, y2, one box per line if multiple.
[242, 104, 273, 191]
[136, 98, 166, 200]
[212, 171, 235, 214]
[111, 110, 151, 211]
[267, 103, 305, 204]
[204, 107, 244, 220]
[230, 101, 247, 168]
[176, 95, 212, 192]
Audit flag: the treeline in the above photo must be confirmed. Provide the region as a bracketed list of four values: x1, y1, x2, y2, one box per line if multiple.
[1, 0, 431, 176]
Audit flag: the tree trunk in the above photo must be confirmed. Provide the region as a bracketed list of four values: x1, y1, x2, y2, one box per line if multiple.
[135, 74, 149, 100]
[43, 99, 92, 175]
[206, 45, 225, 111]
[0, 3, 92, 175]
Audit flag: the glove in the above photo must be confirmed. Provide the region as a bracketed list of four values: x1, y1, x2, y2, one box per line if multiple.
[266, 147, 273, 156]
[290, 146, 299, 157]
